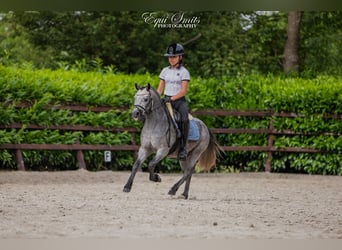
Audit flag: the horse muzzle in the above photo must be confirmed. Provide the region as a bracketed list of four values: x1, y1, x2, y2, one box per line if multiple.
[131, 107, 144, 121]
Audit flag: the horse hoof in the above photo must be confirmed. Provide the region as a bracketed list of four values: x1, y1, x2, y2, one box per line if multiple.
[168, 189, 176, 196]
[150, 174, 161, 182]
[155, 174, 162, 182]
[181, 193, 188, 200]
[123, 186, 131, 193]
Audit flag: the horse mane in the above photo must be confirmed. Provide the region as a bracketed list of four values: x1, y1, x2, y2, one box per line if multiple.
[149, 86, 165, 113]
[137, 83, 162, 102]
[149, 86, 161, 100]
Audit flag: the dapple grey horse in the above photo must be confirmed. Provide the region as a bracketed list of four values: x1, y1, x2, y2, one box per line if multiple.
[123, 83, 221, 199]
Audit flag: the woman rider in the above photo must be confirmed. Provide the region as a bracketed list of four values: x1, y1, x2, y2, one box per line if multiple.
[157, 43, 190, 161]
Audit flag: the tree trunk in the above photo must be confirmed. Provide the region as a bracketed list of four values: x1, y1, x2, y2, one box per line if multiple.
[283, 11, 303, 74]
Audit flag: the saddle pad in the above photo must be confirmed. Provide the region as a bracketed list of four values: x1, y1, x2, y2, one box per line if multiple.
[188, 120, 200, 141]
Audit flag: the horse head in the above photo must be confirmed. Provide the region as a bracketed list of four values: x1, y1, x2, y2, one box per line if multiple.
[132, 83, 153, 121]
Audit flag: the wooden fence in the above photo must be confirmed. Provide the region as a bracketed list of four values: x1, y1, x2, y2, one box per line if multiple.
[194, 110, 340, 171]
[0, 105, 340, 171]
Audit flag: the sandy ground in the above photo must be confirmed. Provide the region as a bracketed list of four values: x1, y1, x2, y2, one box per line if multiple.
[0, 170, 341, 239]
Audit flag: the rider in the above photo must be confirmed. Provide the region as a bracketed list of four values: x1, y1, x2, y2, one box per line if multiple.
[157, 43, 190, 161]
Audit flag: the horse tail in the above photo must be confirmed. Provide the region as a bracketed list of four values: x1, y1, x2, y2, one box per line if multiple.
[198, 130, 223, 172]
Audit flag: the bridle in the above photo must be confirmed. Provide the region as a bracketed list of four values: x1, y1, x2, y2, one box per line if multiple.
[134, 86, 166, 115]
[133, 90, 153, 115]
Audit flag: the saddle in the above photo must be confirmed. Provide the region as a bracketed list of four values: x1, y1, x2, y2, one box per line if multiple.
[165, 102, 199, 141]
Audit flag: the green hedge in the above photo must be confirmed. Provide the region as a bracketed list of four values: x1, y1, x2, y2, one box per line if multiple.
[0, 65, 341, 174]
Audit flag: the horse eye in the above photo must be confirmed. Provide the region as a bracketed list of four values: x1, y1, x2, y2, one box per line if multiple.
[144, 98, 148, 102]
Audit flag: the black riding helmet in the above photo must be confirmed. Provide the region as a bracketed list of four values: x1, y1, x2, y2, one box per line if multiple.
[164, 43, 184, 57]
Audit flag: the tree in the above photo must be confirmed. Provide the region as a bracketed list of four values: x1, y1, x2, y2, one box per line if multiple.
[243, 11, 287, 75]
[299, 11, 342, 76]
[1, 11, 341, 76]
[283, 11, 303, 75]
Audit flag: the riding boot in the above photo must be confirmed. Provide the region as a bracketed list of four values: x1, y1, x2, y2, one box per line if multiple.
[178, 121, 189, 161]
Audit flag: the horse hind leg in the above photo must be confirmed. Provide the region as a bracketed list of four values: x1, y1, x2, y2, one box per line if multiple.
[169, 136, 209, 199]
[181, 167, 195, 199]
[168, 173, 187, 197]
[168, 155, 197, 199]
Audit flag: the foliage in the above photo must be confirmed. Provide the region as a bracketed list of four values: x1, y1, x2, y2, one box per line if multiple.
[0, 11, 341, 77]
[0, 65, 341, 174]
[300, 12, 342, 76]
[1, 10, 341, 173]
[0, 12, 55, 68]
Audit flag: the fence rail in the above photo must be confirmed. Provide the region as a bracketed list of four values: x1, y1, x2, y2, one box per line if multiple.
[0, 105, 340, 171]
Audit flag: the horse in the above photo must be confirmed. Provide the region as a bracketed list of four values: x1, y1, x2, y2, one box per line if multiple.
[123, 83, 221, 199]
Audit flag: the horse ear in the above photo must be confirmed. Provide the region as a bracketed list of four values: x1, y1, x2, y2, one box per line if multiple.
[135, 83, 139, 90]
[146, 83, 151, 91]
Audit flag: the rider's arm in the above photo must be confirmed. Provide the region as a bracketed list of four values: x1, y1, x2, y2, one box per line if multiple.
[157, 79, 165, 96]
[171, 80, 188, 101]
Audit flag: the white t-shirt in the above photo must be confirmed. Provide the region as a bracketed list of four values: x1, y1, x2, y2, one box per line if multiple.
[159, 66, 190, 96]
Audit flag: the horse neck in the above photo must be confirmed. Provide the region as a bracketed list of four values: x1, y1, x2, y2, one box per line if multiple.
[144, 91, 168, 126]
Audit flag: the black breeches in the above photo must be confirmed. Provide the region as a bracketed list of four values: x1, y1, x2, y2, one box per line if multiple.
[170, 97, 188, 123]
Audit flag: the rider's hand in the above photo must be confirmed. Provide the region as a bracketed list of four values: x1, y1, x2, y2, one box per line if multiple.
[164, 96, 172, 103]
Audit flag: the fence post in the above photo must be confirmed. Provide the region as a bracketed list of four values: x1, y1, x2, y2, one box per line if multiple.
[15, 149, 26, 171]
[76, 150, 86, 170]
[265, 116, 274, 172]
[75, 138, 86, 170]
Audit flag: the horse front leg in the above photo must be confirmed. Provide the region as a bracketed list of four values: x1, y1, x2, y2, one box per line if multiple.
[123, 148, 150, 193]
[148, 148, 169, 182]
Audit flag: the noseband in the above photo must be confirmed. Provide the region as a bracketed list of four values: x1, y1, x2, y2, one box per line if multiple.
[134, 104, 148, 113]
